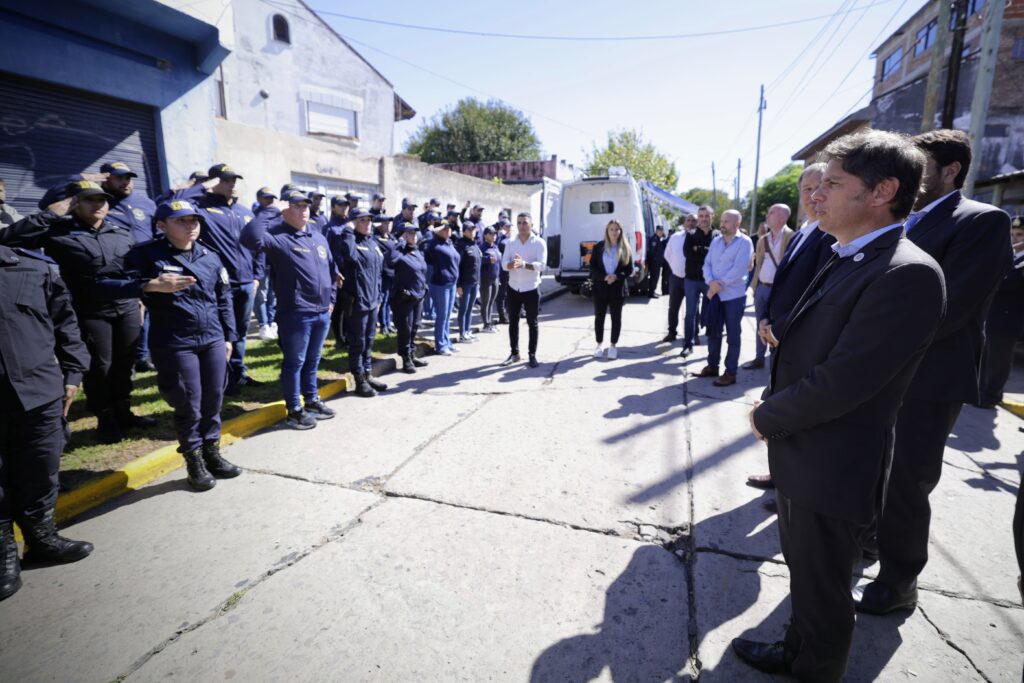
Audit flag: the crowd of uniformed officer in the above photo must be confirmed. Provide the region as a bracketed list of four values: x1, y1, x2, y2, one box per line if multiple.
[0, 161, 521, 602]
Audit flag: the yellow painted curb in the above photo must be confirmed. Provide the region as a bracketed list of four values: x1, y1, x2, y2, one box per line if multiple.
[1002, 399, 1024, 419]
[50, 377, 350, 527]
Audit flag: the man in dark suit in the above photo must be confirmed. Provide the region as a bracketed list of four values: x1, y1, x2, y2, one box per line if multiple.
[978, 218, 1024, 407]
[856, 129, 1011, 615]
[746, 162, 837, 492]
[732, 130, 946, 682]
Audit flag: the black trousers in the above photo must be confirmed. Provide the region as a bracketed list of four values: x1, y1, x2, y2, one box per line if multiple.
[78, 312, 141, 415]
[392, 297, 423, 359]
[778, 492, 868, 683]
[1014, 468, 1024, 601]
[877, 397, 963, 586]
[0, 389, 64, 525]
[647, 262, 662, 295]
[980, 331, 1016, 405]
[497, 272, 510, 321]
[345, 306, 378, 374]
[593, 285, 624, 345]
[507, 287, 539, 355]
[667, 273, 685, 336]
[330, 287, 347, 343]
[151, 342, 227, 453]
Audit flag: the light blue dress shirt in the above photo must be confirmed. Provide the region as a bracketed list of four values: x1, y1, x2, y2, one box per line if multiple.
[831, 223, 903, 259]
[702, 233, 754, 301]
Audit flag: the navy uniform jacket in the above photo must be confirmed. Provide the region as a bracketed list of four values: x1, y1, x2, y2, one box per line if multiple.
[374, 232, 397, 279]
[99, 238, 238, 350]
[480, 242, 501, 281]
[0, 245, 89, 410]
[338, 231, 384, 311]
[172, 186, 254, 287]
[393, 213, 416, 238]
[241, 215, 337, 315]
[106, 192, 157, 244]
[904, 192, 1011, 404]
[312, 212, 329, 236]
[424, 237, 460, 286]
[646, 235, 668, 266]
[987, 252, 1024, 337]
[456, 236, 482, 288]
[0, 211, 137, 318]
[389, 242, 427, 300]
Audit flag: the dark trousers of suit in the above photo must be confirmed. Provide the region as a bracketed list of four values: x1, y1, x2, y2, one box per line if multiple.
[507, 288, 539, 355]
[593, 286, 624, 345]
[778, 492, 868, 683]
[667, 274, 686, 336]
[980, 332, 1016, 406]
[877, 398, 963, 586]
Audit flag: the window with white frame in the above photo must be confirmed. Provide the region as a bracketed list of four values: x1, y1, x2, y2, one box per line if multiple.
[302, 86, 363, 140]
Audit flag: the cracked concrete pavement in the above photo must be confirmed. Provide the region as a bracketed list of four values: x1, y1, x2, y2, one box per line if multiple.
[0, 292, 1021, 681]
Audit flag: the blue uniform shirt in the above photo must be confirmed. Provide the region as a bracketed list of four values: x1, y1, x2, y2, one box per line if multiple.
[375, 232, 397, 278]
[100, 237, 238, 350]
[424, 237, 460, 287]
[338, 230, 384, 311]
[389, 242, 427, 300]
[172, 186, 254, 286]
[480, 242, 501, 281]
[241, 215, 337, 314]
[106, 193, 157, 244]
[456, 236, 482, 288]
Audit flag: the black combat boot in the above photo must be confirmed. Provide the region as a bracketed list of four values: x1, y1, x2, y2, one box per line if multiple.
[402, 357, 416, 374]
[366, 374, 388, 392]
[96, 409, 125, 444]
[0, 522, 22, 600]
[182, 448, 216, 491]
[411, 356, 428, 368]
[20, 509, 93, 564]
[114, 400, 157, 428]
[354, 373, 377, 397]
[202, 441, 242, 479]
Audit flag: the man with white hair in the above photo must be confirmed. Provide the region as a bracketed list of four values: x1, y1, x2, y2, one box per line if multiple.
[695, 209, 753, 386]
[743, 204, 793, 370]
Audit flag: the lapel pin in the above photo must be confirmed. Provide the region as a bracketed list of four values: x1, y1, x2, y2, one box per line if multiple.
[853, 253, 865, 262]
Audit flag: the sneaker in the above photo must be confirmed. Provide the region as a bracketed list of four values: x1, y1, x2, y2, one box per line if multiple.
[593, 344, 604, 358]
[258, 325, 275, 341]
[237, 376, 262, 387]
[436, 348, 453, 356]
[448, 344, 461, 353]
[607, 346, 618, 360]
[269, 322, 278, 336]
[304, 399, 336, 420]
[501, 353, 520, 366]
[285, 409, 317, 430]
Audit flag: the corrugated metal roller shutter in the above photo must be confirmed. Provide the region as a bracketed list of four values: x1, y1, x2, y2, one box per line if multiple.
[0, 72, 162, 216]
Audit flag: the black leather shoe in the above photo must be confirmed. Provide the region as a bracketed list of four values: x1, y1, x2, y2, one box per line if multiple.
[528, 355, 539, 368]
[202, 441, 242, 478]
[115, 400, 157, 428]
[661, 333, 677, 343]
[19, 509, 94, 564]
[501, 353, 520, 367]
[134, 358, 156, 373]
[411, 356, 428, 367]
[183, 448, 217, 491]
[746, 473, 775, 489]
[741, 358, 766, 370]
[731, 638, 794, 674]
[0, 522, 22, 601]
[854, 579, 918, 615]
[679, 345, 693, 358]
[354, 374, 377, 398]
[402, 357, 417, 374]
[366, 376, 388, 392]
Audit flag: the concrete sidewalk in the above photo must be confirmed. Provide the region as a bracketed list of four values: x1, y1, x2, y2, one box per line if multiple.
[0, 292, 1020, 682]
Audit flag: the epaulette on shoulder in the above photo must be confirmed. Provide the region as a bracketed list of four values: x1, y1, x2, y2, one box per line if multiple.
[13, 247, 56, 265]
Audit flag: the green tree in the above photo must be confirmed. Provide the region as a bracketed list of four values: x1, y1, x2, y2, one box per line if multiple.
[405, 98, 542, 163]
[681, 187, 734, 217]
[585, 130, 679, 191]
[747, 162, 803, 228]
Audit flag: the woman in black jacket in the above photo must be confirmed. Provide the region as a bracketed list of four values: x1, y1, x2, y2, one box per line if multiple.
[590, 220, 634, 359]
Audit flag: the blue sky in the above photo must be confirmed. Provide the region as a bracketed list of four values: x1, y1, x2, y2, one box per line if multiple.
[306, 0, 922, 195]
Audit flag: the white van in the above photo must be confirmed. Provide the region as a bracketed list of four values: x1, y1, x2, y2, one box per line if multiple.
[554, 169, 654, 295]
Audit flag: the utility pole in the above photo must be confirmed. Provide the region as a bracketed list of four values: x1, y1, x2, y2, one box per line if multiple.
[963, 0, 1006, 197]
[921, 0, 953, 132]
[749, 85, 766, 230]
[942, 0, 969, 129]
[711, 162, 717, 209]
[736, 158, 741, 209]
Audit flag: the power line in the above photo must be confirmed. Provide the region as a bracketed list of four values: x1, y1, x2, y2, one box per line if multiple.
[306, 0, 900, 42]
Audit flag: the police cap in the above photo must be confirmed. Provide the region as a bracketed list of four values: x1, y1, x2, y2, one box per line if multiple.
[372, 193, 386, 201]
[100, 161, 138, 178]
[256, 186, 277, 199]
[189, 171, 210, 183]
[401, 198, 418, 209]
[280, 182, 301, 196]
[155, 199, 200, 222]
[207, 163, 243, 181]
[330, 196, 348, 206]
[350, 209, 372, 220]
[283, 190, 312, 204]
[67, 179, 113, 201]
[1013, 215, 1023, 229]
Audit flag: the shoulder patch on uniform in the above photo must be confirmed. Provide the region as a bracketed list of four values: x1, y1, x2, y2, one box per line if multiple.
[316, 245, 328, 260]
[132, 208, 146, 221]
[219, 267, 230, 284]
[207, 208, 224, 215]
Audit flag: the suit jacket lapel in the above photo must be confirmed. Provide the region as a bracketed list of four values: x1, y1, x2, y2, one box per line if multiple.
[908, 191, 961, 242]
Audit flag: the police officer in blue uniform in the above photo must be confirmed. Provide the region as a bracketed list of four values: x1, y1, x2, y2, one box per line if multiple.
[424, 218, 461, 356]
[374, 217, 398, 334]
[393, 198, 417, 239]
[494, 218, 512, 324]
[479, 226, 502, 332]
[309, 191, 329, 235]
[324, 197, 354, 342]
[171, 164, 259, 394]
[390, 223, 429, 373]
[344, 193, 361, 222]
[0, 242, 92, 601]
[369, 193, 387, 218]
[102, 200, 242, 491]
[337, 209, 387, 397]
[242, 190, 339, 429]
[456, 220, 483, 343]
[0, 180, 155, 443]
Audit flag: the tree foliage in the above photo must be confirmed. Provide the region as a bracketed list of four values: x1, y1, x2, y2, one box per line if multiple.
[585, 130, 679, 191]
[747, 162, 803, 227]
[405, 98, 542, 163]
[681, 187, 735, 217]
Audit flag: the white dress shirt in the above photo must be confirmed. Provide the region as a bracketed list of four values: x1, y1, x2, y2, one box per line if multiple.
[758, 229, 786, 285]
[663, 231, 687, 278]
[501, 232, 547, 292]
[786, 220, 819, 262]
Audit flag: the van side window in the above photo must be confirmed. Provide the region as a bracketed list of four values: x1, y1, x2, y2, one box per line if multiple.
[589, 201, 614, 214]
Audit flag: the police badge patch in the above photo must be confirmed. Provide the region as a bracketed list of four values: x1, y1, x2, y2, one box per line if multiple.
[317, 245, 328, 259]
[132, 208, 146, 221]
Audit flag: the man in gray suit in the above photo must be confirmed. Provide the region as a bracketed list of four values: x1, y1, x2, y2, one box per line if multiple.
[733, 130, 946, 682]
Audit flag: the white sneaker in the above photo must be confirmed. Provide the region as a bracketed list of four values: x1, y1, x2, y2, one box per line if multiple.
[258, 324, 274, 340]
[607, 346, 618, 360]
[593, 344, 604, 358]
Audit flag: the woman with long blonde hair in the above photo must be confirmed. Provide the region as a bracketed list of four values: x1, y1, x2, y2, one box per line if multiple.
[589, 219, 634, 359]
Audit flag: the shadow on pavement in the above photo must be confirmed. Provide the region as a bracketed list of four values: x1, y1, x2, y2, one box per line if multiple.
[529, 545, 690, 682]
